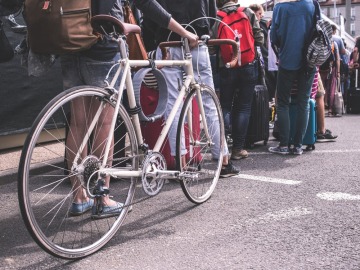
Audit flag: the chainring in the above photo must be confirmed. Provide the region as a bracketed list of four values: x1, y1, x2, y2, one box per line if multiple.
[141, 152, 167, 196]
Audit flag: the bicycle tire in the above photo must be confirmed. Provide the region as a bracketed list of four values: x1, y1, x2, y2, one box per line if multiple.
[18, 86, 138, 259]
[176, 86, 224, 204]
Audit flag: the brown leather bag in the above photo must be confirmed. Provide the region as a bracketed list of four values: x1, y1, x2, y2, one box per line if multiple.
[24, 0, 98, 54]
[123, 1, 148, 60]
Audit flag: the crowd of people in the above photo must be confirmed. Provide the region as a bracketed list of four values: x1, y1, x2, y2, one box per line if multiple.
[6, 0, 358, 217]
[132, 0, 352, 160]
[155, 0, 345, 159]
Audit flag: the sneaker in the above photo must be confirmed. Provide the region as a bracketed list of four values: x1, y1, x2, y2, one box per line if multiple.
[14, 39, 27, 55]
[268, 145, 289, 155]
[92, 202, 133, 219]
[69, 199, 94, 216]
[291, 146, 303, 155]
[317, 129, 338, 142]
[226, 135, 233, 145]
[220, 161, 240, 178]
[6, 15, 27, 34]
[231, 149, 248, 160]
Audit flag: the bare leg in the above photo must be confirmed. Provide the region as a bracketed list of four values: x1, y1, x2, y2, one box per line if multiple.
[66, 97, 117, 206]
[316, 94, 326, 134]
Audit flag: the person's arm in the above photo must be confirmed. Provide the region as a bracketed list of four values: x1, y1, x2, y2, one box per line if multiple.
[167, 18, 198, 47]
[338, 38, 346, 55]
[270, 6, 280, 48]
[334, 42, 341, 77]
[134, 0, 198, 47]
[209, 0, 217, 28]
[245, 8, 264, 46]
[353, 47, 359, 66]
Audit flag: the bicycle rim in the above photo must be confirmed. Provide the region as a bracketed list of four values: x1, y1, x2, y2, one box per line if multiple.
[176, 86, 224, 204]
[18, 86, 138, 259]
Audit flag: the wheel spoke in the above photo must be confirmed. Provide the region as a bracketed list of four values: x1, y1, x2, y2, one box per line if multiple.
[18, 86, 138, 259]
[177, 86, 224, 204]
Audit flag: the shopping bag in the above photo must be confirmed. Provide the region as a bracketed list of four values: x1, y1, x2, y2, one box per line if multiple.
[333, 78, 345, 115]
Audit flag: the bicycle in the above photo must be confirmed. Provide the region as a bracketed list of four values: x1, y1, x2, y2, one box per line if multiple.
[17, 15, 238, 259]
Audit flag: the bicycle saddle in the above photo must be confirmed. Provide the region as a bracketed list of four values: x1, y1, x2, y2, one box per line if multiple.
[91, 15, 141, 36]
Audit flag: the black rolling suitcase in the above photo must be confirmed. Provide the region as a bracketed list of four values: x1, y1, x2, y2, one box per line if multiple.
[347, 69, 360, 114]
[245, 68, 270, 148]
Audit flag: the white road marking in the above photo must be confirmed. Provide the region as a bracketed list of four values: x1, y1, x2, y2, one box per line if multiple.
[235, 173, 302, 185]
[311, 149, 360, 154]
[249, 149, 360, 155]
[316, 192, 360, 201]
[245, 207, 312, 225]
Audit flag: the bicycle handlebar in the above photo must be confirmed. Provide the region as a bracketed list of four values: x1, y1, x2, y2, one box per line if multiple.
[207, 39, 239, 69]
[158, 38, 239, 69]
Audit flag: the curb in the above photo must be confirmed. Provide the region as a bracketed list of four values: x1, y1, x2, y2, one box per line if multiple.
[0, 168, 17, 178]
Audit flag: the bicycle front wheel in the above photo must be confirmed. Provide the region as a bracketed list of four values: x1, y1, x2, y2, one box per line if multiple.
[176, 86, 224, 204]
[18, 86, 138, 259]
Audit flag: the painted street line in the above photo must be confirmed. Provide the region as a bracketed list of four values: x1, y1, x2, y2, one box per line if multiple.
[235, 173, 302, 185]
[311, 149, 360, 154]
[245, 207, 312, 225]
[316, 192, 360, 201]
[249, 149, 360, 155]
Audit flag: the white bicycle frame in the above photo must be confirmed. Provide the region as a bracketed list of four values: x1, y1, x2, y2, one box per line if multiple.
[72, 36, 211, 180]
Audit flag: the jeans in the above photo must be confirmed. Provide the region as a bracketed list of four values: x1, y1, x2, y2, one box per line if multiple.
[219, 60, 258, 150]
[276, 66, 316, 147]
[156, 44, 228, 158]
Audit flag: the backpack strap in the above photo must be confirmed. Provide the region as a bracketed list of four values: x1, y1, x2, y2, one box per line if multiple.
[313, 0, 321, 21]
[216, 10, 227, 19]
[303, 0, 321, 68]
[238, 7, 246, 13]
[217, 4, 242, 18]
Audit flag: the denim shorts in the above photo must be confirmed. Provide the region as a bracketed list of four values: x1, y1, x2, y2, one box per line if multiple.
[60, 53, 120, 90]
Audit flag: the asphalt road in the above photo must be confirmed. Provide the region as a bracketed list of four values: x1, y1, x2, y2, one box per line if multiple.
[1, 115, 360, 270]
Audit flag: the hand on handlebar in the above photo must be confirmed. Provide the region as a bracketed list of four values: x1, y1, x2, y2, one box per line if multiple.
[158, 38, 238, 68]
[183, 31, 199, 48]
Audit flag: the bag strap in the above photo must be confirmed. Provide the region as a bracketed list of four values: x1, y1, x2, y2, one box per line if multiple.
[313, 0, 321, 21]
[303, 0, 321, 68]
[133, 68, 168, 122]
[217, 10, 227, 19]
[123, 1, 148, 60]
[217, 4, 242, 18]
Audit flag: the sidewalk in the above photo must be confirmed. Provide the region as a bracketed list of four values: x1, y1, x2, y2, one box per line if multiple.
[0, 142, 62, 178]
[0, 148, 22, 177]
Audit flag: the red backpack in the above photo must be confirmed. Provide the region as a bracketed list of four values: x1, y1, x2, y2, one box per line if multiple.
[217, 7, 255, 67]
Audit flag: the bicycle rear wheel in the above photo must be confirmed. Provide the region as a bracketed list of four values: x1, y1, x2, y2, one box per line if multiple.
[176, 86, 224, 204]
[18, 86, 138, 259]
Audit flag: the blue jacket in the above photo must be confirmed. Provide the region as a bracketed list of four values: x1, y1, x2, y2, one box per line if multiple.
[270, 0, 315, 70]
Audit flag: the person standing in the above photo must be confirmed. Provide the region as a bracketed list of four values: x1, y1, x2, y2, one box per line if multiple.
[134, 0, 240, 177]
[65, 0, 219, 217]
[249, 3, 277, 101]
[319, 40, 340, 116]
[269, 0, 316, 155]
[315, 71, 338, 141]
[213, 0, 264, 160]
[331, 24, 347, 101]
